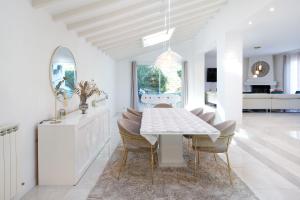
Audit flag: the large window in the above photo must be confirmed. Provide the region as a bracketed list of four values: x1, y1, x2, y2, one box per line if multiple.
[137, 64, 183, 109]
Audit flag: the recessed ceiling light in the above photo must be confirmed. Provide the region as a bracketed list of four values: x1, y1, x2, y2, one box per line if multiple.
[269, 7, 275, 12]
[142, 28, 175, 47]
[248, 21, 253, 25]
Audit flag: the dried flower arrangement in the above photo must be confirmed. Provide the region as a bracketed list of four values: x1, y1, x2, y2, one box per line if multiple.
[75, 80, 103, 114]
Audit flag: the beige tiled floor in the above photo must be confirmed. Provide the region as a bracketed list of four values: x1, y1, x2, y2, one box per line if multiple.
[22, 112, 300, 200]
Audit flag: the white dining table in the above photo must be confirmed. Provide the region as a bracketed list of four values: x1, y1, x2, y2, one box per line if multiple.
[140, 108, 220, 167]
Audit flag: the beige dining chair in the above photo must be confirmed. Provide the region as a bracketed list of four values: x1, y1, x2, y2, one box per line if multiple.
[127, 107, 142, 117]
[117, 119, 158, 184]
[184, 112, 215, 155]
[122, 111, 142, 124]
[192, 120, 236, 185]
[198, 112, 215, 124]
[190, 107, 204, 116]
[153, 103, 173, 108]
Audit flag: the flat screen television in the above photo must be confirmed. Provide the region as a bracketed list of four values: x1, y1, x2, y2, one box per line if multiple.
[206, 68, 217, 82]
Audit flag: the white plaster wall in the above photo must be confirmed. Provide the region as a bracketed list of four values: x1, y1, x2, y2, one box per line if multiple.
[243, 58, 250, 92]
[0, 0, 117, 197]
[274, 54, 284, 90]
[115, 40, 205, 112]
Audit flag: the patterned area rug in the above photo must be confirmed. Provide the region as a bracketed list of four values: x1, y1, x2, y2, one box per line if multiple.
[88, 145, 258, 200]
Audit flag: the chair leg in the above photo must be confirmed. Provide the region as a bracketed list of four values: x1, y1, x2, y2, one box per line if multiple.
[188, 138, 191, 155]
[225, 152, 233, 185]
[194, 150, 197, 176]
[117, 149, 128, 180]
[150, 147, 154, 184]
[213, 153, 218, 163]
[124, 150, 128, 166]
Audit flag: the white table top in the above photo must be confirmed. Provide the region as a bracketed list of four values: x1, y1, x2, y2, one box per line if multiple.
[140, 108, 220, 144]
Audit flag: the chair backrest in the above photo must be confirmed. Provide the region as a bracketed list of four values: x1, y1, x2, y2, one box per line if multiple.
[117, 119, 149, 148]
[127, 107, 142, 117]
[117, 118, 140, 136]
[211, 120, 236, 152]
[190, 107, 203, 116]
[122, 112, 141, 124]
[153, 103, 173, 108]
[198, 112, 215, 124]
[214, 120, 236, 137]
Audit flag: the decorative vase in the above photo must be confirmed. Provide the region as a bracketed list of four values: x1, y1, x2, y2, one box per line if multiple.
[79, 102, 88, 114]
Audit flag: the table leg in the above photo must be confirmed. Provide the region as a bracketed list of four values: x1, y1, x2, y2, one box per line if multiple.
[159, 135, 186, 167]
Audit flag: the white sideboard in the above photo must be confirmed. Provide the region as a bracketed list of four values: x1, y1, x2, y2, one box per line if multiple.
[38, 107, 110, 185]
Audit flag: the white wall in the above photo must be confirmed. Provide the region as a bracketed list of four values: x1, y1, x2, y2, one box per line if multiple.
[115, 40, 204, 112]
[0, 0, 116, 197]
[274, 54, 284, 90]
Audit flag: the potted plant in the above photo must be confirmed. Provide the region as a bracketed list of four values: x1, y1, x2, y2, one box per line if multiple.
[75, 80, 104, 114]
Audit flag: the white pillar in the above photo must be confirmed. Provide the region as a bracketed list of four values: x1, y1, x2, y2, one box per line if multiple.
[216, 31, 243, 123]
[191, 52, 205, 108]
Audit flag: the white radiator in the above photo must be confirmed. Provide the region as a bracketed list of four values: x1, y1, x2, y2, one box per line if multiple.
[0, 124, 19, 200]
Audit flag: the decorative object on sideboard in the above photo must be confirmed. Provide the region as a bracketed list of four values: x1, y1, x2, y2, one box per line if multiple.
[75, 80, 105, 114]
[52, 77, 68, 124]
[92, 91, 109, 107]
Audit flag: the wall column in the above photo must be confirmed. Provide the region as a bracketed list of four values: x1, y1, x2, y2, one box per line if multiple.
[216, 31, 243, 123]
[187, 52, 205, 109]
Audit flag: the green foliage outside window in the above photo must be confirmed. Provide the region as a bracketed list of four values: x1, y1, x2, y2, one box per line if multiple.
[137, 65, 168, 94]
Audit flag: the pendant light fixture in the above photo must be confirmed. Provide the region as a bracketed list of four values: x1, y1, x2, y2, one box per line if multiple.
[155, 0, 182, 69]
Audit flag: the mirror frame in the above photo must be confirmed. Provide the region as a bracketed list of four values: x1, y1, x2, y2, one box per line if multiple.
[49, 46, 77, 100]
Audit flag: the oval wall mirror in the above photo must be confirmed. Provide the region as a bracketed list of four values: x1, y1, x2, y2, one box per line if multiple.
[251, 61, 270, 77]
[50, 46, 77, 100]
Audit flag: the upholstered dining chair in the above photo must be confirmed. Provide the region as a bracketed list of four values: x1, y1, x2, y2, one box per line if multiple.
[153, 103, 173, 108]
[122, 112, 142, 124]
[117, 119, 158, 184]
[127, 107, 142, 117]
[190, 107, 204, 116]
[198, 112, 215, 124]
[192, 120, 236, 185]
[184, 112, 215, 155]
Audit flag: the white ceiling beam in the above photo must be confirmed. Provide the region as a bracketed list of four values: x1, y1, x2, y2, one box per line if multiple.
[91, 16, 210, 46]
[98, 23, 203, 50]
[105, 32, 198, 60]
[67, 0, 163, 30]
[67, 0, 214, 30]
[78, 12, 161, 37]
[31, 0, 61, 8]
[52, 0, 122, 21]
[85, 8, 216, 42]
[78, 0, 224, 37]
[87, 7, 219, 44]
[95, 22, 204, 48]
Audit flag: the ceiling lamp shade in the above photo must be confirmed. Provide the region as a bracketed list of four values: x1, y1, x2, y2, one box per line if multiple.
[155, 48, 182, 69]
